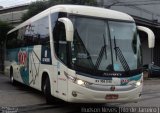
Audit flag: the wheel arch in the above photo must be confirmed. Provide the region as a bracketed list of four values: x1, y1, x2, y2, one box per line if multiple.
[41, 71, 50, 91]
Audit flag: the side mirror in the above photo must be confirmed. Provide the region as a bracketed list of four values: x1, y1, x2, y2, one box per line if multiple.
[137, 26, 155, 48]
[58, 18, 74, 42]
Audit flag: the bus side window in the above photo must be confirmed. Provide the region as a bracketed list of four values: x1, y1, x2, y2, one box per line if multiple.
[36, 16, 50, 46]
[23, 16, 50, 47]
[17, 27, 26, 47]
[6, 31, 18, 49]
[53, 21, 67, 65]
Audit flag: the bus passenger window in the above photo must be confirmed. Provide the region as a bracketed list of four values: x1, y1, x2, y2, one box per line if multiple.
[6, 31, 18, 49]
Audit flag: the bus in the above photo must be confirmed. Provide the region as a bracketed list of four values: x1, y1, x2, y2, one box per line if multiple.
[5, 5, 155, 103]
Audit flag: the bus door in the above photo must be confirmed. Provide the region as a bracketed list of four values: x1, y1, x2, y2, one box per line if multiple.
[57, 61, 68, 100]
[53, 22, 68, 100]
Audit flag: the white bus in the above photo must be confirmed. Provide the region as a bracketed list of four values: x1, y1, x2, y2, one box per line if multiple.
[5, 5, 155, 103]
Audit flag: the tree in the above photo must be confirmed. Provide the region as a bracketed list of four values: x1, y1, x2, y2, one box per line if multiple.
[47, 0, 97, 6]
[68, 0, 97, 5]
[0, 20, 12, 72]
[21, 1, 48, 21]
[21, 0, 97, 21]
[0, 20, 12, 46]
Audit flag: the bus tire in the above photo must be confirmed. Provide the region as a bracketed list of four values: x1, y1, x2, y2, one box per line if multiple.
[10, 67, 15, 85]
[43, 77, 53, 104]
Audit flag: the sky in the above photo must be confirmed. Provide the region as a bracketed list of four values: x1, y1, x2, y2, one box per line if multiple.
[0, 0, 41, 8]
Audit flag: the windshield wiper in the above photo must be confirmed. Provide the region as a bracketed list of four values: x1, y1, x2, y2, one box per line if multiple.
[114, 36, 130, 72]
[95, 35, 107, 69]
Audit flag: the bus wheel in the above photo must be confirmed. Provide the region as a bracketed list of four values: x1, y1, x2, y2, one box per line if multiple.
[43, 77, 53, 104]
[10, 68, 15, 85]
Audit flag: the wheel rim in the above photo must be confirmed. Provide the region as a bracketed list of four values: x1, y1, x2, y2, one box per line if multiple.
[10, 75, 13, 83]
[43, 82, 47, 94]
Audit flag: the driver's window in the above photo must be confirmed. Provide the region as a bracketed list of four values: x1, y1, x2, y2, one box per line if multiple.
[53, 22, 67, 65]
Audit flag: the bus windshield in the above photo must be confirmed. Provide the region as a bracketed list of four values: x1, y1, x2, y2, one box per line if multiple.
[109, 21, 141, 72]
[70, 16, 142, 73]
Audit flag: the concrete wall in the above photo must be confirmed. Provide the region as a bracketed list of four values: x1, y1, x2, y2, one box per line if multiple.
[0, 5, 28, 26]
[0, 10, 27, 26]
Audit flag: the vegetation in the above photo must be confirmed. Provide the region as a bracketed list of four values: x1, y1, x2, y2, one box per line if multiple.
[21, 0, 97, 21]
[0, 20, 12, 46]
[48, 0, 97, 5]
[0, 20, 12, 72]
[21, 1, 48, 21]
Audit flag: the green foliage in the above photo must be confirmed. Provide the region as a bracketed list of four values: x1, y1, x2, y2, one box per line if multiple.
[21, 0, 97, 22]
[0, 20, 12, 45]
[47, 0, 69, 5]
[47, 0, 97, 6]
[21, 1, 48, 21]
[69, 0, 97, 5]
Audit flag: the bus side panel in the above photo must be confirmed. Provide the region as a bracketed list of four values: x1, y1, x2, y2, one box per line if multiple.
[28, 45, 42, 90]
[29, 44, 55, 92]
[6, 47, 36, 85]
[5, 48, 24, 83]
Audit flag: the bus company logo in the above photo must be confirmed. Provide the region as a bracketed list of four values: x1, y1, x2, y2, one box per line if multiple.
[18, 50, 27, 65]
[110, 86, 116, 91]
[121, 79, 130, 84]
[103, 73, 122, 77]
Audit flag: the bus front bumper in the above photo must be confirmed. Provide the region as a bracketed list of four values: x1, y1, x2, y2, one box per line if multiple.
[67, 82, 142, 103]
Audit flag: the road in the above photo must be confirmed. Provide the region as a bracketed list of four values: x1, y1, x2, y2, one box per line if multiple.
[0, 74, 160, 113]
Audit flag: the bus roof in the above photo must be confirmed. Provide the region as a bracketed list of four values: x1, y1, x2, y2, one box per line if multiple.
[52, 5, 134, 21]
[8, 5, 134, 34]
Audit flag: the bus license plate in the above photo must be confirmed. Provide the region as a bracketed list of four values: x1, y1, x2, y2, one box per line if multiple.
[95, 79, 112, 84]
[105, 94, 118, 100]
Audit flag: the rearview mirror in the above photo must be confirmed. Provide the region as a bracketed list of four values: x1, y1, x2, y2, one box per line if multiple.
[58, 18, 74, 42]
[137, 26, 155, 48]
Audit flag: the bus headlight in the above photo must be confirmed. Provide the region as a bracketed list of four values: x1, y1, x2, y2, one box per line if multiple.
[64, 71, 92, 87]
[75, 79, 92, 87]
[76, 79, 85, 85]
[136, 81, 141, 86]
[132, 81, 141, 87]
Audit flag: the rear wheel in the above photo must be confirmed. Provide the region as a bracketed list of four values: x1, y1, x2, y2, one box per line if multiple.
[42, 77, 53, 104]
[10, 68, 15, 84]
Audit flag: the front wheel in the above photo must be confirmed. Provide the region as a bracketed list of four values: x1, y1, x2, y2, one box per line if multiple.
[42, 77, 54, 104]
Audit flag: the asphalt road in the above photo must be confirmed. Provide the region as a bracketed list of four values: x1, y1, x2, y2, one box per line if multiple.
[0, 74, 160, 113]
